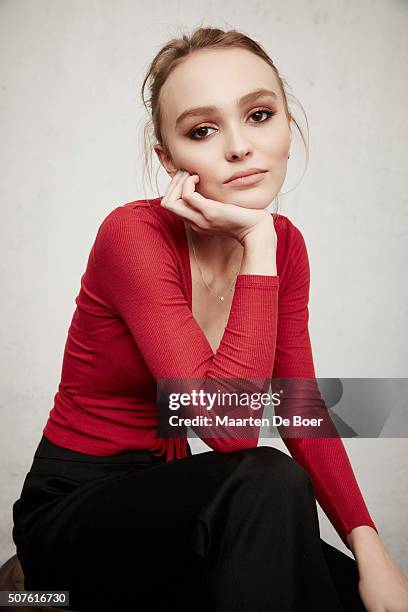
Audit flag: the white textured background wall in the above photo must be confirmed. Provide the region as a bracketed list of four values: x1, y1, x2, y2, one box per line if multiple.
[1, 0, 407, 571]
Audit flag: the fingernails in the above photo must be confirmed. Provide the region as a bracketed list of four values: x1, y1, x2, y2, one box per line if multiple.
[174, 169, 190, 179]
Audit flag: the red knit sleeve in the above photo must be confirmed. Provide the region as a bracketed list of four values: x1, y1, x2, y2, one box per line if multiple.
[273, 223, 378, 548]
[93, 206, 279, 453]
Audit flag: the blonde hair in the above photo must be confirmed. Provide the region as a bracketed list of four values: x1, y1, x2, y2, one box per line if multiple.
[140, 25, 309, 216]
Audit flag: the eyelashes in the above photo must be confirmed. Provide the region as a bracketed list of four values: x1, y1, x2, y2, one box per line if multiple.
[187, 109, 277, 141]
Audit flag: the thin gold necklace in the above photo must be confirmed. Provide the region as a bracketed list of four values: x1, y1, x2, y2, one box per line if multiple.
[186, 224, 241, 303]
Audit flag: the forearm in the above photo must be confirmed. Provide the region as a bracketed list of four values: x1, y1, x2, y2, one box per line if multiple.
[240, 221, 277, 276]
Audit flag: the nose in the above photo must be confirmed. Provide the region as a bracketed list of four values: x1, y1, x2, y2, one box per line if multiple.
[224, 126, 252, 162]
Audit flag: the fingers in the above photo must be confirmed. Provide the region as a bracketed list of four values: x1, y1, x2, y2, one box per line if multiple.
[161, 170, 188, 207]
[181, 175, 203, 211]
[160, 171, 205, 228]
[168, 200, 204, 228]
[182, 176, 221, 224]
[161, 171, 199, 211]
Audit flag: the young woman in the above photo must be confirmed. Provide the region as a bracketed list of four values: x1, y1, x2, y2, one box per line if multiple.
[12, 26, 408, 612]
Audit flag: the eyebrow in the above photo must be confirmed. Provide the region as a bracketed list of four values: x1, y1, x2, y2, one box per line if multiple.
[175, 88, 278, 128]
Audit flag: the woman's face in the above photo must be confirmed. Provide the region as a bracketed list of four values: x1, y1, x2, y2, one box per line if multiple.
[155, 48, 292, 210]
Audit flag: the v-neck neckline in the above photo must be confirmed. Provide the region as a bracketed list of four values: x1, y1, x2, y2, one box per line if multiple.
[151, 198, 278, 358]
[180, 218, 222, 357]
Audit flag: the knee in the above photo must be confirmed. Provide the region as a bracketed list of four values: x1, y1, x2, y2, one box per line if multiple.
[238, 445, 313, 500]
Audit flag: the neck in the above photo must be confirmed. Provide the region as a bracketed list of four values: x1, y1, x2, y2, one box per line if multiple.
[186, 223, 243, 279]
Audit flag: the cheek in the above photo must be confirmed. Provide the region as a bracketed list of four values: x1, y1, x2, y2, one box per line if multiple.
[171, 155, 214, 198]
[183, 158, 213, 181]
[261, 118, 290, 146]
[180, 155, 211, 179]
[261, 130, 290, 158]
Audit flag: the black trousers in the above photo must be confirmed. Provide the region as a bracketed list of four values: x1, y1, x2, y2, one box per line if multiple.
[12, 435, 366, 612]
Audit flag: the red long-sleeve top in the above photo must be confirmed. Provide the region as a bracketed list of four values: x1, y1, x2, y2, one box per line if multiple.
[43, 197, 378, 547]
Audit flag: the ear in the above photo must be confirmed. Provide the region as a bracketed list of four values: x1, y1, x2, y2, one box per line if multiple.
[154, 143, 178, 178]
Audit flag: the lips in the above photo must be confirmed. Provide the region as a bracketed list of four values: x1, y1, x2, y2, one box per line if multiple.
[224, 168, 267, 183]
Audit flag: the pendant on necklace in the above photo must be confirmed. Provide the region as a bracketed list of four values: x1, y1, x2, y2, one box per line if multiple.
[219, 296, 224, 301]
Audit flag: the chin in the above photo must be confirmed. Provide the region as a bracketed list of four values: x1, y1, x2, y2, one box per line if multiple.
[228, 190, 277, 210]
[197, 184, 275, 209]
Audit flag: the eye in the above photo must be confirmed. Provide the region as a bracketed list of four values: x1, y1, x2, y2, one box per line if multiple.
[250, 109, 276, 123]
[188, 125, 216, 141]
[187, 108, 277, 141]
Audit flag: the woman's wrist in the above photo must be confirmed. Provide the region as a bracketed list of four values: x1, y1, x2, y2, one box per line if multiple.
[346, 525, 388, 569]
[240, 222, 277, 276]
[350, 528, 408, 611]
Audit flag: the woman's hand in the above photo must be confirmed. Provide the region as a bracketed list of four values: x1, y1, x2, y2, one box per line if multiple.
[160, 169, 275, 245]
[353, 537, 408, 611]
[348, 527, 408, 611]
